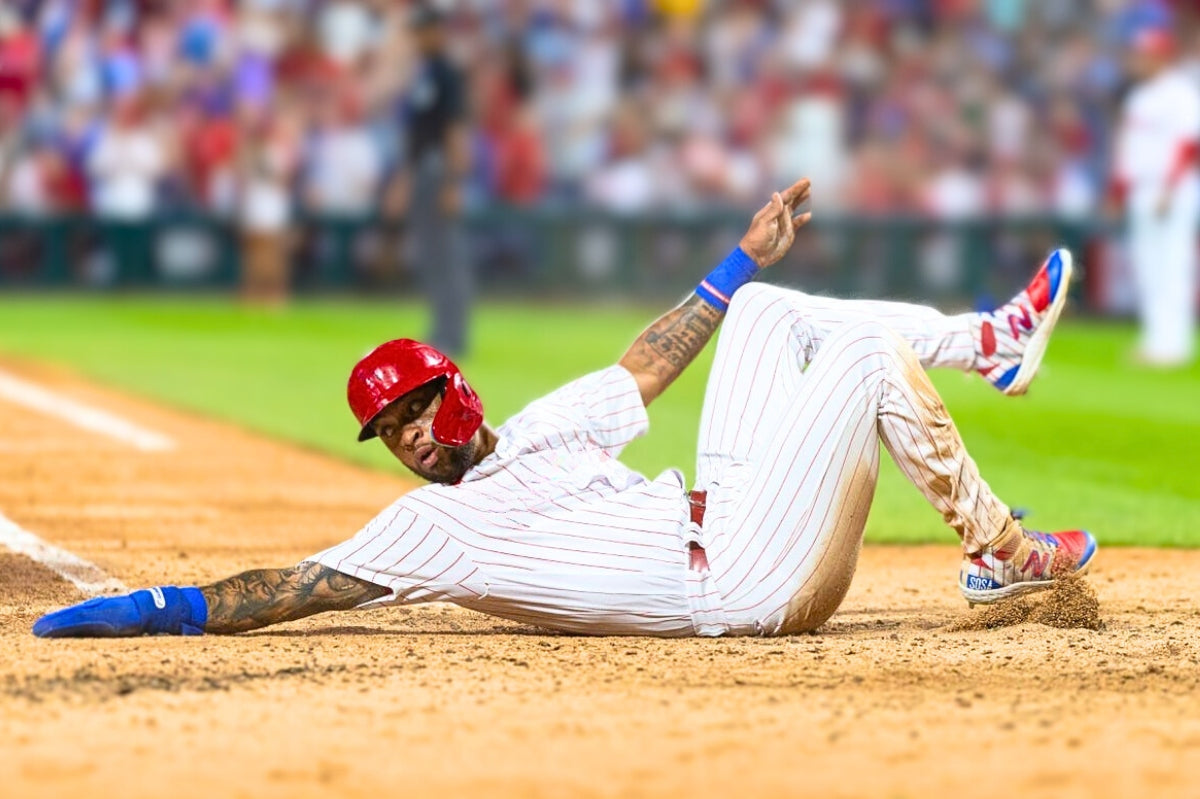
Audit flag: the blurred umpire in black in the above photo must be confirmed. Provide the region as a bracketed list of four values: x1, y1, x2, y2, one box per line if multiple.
[389, 4, 471, 356]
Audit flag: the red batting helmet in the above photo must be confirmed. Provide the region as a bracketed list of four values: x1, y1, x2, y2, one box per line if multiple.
[347, 339, 484, 447]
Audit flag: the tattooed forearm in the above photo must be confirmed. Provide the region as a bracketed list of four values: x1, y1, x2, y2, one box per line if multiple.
[644, 295, 724, 366]
[200, 562, 389, 634]
[620, 294, 724, 405]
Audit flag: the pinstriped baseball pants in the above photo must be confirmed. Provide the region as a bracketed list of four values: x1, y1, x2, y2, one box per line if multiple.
[694, 283, 1020, 636]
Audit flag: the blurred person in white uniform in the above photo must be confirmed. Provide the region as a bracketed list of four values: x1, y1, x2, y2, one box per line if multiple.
[303, 92, 382, 216]
[1111, 27, 1200, 366]
[238, 101, 301, 304]
[86, 93, 167, 284]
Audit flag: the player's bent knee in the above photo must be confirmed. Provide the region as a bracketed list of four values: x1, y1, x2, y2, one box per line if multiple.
[824, 319, 910, 356]
[726, 281, 787, 319]
[821, 321, 885, 354]
[834, 318, 894, 338]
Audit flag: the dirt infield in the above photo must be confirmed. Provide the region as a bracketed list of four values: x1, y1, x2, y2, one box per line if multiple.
[2, 361, 1199, 799]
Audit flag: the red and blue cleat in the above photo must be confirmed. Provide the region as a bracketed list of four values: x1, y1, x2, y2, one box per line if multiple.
[974, 248, 1074, 396]
[960, 525, 1097, 605]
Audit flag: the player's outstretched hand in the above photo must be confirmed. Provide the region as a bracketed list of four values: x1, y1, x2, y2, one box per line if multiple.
[738, 177, 812, 270]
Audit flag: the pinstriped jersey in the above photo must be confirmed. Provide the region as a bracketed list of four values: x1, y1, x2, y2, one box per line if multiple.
[311, 366, 720, 636]
[1116, 69, 1200, 205]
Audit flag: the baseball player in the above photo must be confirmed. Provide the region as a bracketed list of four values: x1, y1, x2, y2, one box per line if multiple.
[1111, 26, 1200, 366]
[33, 178, 1096, 639]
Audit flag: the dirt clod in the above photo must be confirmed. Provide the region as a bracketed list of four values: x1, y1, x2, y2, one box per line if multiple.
[946, 577, 1102, 632]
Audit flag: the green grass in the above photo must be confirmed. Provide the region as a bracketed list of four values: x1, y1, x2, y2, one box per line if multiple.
[0, 295, 1197, 546]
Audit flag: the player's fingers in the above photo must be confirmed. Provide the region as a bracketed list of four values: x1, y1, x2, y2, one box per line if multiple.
[792, 210, 813, 231]
[795, 183, 811, 207]
[772, 192, 789, 225]
[779, 178, 805, 203]
[792, 184, 811, 210]
[780, 177, 811, 207]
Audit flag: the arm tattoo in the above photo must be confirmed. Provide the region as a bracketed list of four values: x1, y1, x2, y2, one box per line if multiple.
[644, 295, 724, 367]
[620, 294, 724, 405]
[200, 562, 389, 634]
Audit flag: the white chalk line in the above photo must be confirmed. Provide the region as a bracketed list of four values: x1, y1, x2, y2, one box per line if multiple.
[0, 369, 175, 452]
[0, 510, 127, 595]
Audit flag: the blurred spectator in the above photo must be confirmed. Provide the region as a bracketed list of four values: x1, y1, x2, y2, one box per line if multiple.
[316, 0, 375, 68]
[182, 104, 237, 211]
[767, 71, 847, 210]
[921, 142, 987, 290]
[491, 102, 547, 205]
[303, 90, 382, 214]
[46, 9, 104, 108]
[0, 5, 39, 114]
[86, 92, 166, 283]
[86, 94, 164, 219]
[6, 136, 83, 213]
[0, 0, 1190, 254]
[586, 102, 658, 213]
[238, 102, 301, 304]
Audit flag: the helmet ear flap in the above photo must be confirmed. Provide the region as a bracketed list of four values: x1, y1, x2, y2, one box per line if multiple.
[431, 372, 484, 447]
[348, 338, 482, 445]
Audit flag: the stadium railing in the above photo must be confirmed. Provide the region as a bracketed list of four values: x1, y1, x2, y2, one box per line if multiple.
[0, 209, 1100, 309]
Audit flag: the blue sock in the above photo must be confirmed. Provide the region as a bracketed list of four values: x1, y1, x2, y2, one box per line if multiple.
[32, 586, 208, 638]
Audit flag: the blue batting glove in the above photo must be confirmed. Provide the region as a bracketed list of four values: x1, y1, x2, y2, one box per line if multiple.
[32, 587, 208, 638]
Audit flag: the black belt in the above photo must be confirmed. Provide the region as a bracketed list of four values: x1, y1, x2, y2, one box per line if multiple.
[687, 490, 710, 572]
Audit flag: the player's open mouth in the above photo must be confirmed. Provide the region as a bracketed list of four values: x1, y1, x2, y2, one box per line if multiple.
[416, 445, 438, 470]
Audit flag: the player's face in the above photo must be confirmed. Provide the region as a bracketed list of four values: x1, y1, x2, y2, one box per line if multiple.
[372, 382, 478, 484]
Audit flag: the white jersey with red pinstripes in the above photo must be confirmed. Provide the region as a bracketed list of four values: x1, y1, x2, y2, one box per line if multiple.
[310, 366, 724, 636]
[1116, 67, 1200, 209]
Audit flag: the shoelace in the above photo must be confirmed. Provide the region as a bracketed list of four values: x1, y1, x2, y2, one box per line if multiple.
[1026, 530, 1060, 548]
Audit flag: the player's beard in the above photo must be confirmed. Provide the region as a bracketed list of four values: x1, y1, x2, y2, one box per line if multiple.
[421, 439, 478, 485]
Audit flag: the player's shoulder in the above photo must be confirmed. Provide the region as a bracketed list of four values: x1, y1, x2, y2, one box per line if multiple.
[514, 366, 631, 417]
[485, 365, 645, 457]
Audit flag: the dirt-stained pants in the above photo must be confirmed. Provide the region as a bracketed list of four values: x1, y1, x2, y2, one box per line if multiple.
[694, 283, 1020, 635]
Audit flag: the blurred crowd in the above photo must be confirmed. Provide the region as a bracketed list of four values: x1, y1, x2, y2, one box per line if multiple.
[0, 0, 1198, 222]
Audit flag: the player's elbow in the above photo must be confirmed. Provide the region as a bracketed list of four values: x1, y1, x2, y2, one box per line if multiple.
[630, 370, 662, 408]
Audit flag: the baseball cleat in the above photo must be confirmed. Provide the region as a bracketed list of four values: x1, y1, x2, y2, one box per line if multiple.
[973, 248, 1073, 396]
[959, 525, 1097, 605]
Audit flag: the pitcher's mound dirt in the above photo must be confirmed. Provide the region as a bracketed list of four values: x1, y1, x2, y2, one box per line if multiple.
[946, 576, 1103, 631]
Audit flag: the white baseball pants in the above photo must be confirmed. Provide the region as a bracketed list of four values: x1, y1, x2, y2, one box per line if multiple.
[1129, 184, 1198, 364]
[694, 283, 1020, 636]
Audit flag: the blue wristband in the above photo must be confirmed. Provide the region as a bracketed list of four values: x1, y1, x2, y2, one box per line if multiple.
[695, 247, 759, 311]
[32, 586, 208, 638]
